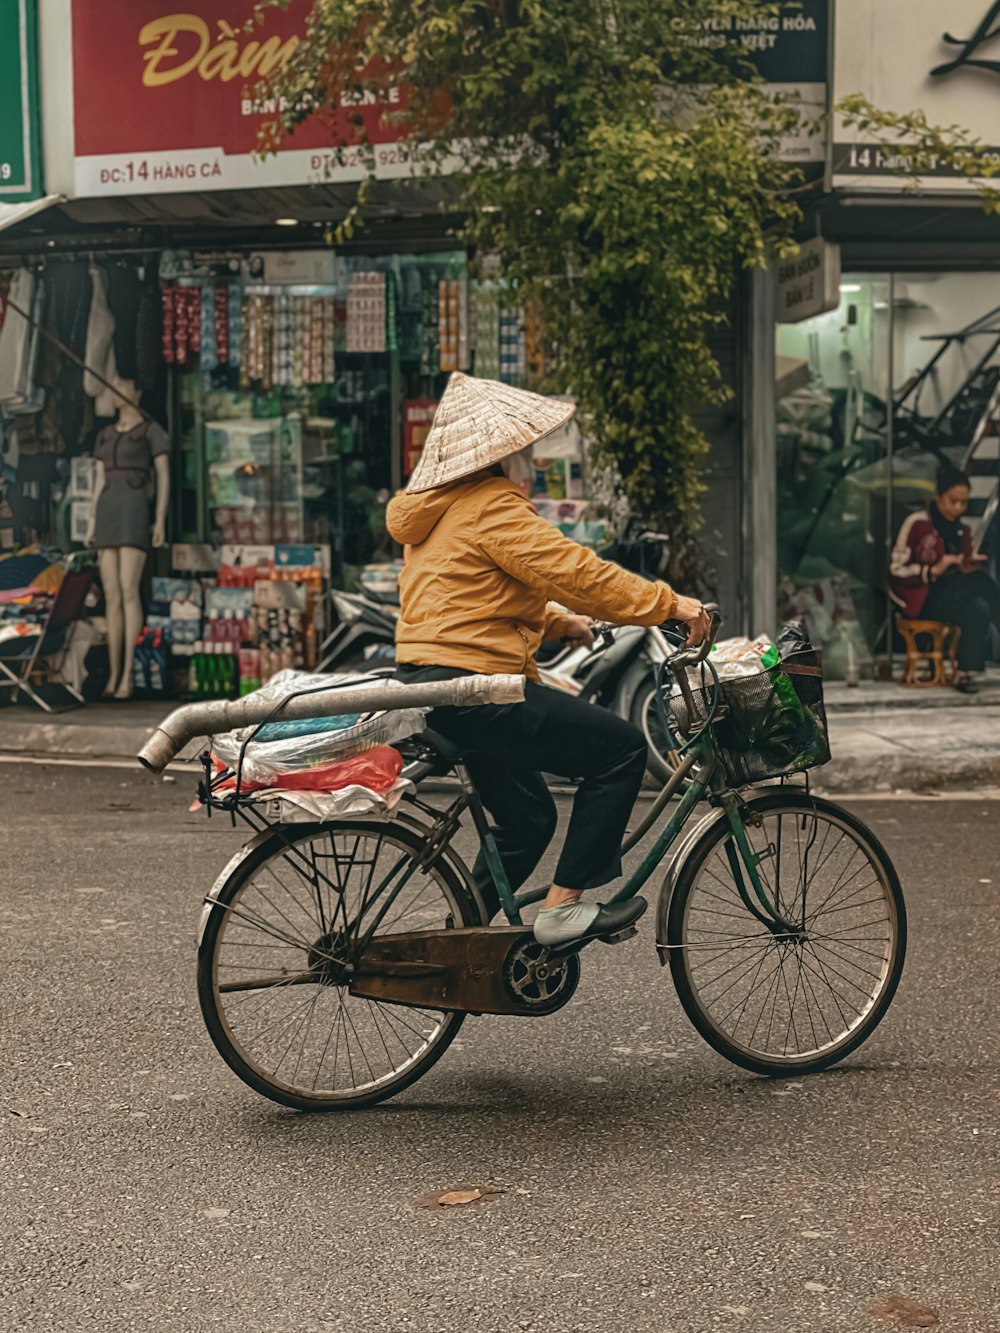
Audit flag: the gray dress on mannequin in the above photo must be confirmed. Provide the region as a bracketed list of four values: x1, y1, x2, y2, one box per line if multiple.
[92, 420, 169, 550]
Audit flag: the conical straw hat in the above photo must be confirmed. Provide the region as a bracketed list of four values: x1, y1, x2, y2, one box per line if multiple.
[406, 372, 576, 492]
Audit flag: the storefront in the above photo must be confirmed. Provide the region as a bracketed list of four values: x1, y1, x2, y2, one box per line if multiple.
[1, 0, 837, 707]
[0, 0, 604, 703]
[771, 0, 1000, 677]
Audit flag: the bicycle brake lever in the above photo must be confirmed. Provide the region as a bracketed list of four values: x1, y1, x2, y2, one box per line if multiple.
[666, 604, 723, 669]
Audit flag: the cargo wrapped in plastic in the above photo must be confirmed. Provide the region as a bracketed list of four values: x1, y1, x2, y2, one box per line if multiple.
[211, 669, 425, 784]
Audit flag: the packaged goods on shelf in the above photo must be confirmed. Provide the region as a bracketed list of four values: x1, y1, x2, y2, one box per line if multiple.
[472, 283, 501, 379]
[346, 272, 387, 353]
[437, 278, 468, 373]
[499, 308, 526, 384]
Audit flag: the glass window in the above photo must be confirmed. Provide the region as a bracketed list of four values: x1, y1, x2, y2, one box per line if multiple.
[776, 271, 1000, 676]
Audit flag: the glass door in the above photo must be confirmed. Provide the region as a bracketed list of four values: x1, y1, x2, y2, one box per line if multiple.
[775, 275, 893, 678]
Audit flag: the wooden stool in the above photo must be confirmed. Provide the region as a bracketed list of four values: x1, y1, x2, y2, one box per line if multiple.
[897, 618, 961, 687]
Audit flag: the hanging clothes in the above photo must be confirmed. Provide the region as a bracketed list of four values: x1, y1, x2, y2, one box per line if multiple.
[105, 260, 142, 383]
[83, 264, 119, 417]
[0, 269, 37, 406]
[50, 262, 93, 454]
[134, 275, 162, 390]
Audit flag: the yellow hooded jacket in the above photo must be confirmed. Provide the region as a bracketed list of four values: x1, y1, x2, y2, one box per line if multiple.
[386, 473, 678, 680]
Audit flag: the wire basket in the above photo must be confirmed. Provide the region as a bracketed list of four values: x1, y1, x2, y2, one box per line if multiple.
[669, 649, 831, 787]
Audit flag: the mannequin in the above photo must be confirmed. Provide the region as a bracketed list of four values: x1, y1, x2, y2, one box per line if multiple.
[85, 377, 170, 699]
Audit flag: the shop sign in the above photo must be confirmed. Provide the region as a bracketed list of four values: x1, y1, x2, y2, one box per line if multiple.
[776, 238, 841, 324]
[834, 0, 1000, 188]
[403, 400, 439, 479]
[70, 1, 419, 197]
[675, 1, 829, 164]
[0, 0, 43, 201]
[261, 251, 337, 285]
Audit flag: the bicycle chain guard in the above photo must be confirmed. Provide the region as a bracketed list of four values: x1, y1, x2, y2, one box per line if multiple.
[349, 926, 581, 1017]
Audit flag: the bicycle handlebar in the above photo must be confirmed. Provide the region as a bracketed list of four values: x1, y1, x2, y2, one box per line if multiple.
[667, 603, 723, 670]
[136, 673, 527, 775]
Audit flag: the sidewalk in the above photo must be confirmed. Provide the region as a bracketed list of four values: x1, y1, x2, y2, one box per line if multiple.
[0, 699, 205, 766]
[1, 681, 998, 793]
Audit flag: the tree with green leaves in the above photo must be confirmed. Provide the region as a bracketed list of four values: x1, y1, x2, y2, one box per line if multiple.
[258, 1, 999, 584]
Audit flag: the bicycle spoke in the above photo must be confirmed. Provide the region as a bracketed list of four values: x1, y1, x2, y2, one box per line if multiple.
[311, 1003, 341, 1092]
[797, 944, 854, 1028]
[802, 842, 865, 921]
[366, 999, 397, 1068]
[805, 871, 881, 919]
[693, 939, 773, 994]
[718, 948, 783, 1028]
[290, 984, 324, 1085]
[263, 854, 326, 935]
[782, 948, 803, 1055]
[810, 939, 886, 981]
[745, 955, 785, 1050]
[808, 935, 887, 961]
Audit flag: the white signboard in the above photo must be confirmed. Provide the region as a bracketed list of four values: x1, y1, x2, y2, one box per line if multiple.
[776, 237, 842, 323]
[261, 251, 337, 285]
[834, 0, 1000, 190]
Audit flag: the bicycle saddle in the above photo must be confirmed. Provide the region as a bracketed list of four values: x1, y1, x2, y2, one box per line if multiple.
[421, 727, 465, 767]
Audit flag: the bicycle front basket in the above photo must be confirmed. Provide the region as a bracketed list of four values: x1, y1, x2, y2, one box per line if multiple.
[670, 648, 831, 787]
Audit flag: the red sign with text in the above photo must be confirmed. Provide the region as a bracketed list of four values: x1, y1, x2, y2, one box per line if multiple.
[71, 1, 415, 196]
[403, 399, 439, 479]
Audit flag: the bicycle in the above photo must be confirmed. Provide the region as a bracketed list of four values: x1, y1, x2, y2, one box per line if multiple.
[153, 610, 906, 1111]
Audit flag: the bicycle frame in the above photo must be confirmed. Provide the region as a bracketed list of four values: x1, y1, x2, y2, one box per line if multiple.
[350, 620, 804, 941]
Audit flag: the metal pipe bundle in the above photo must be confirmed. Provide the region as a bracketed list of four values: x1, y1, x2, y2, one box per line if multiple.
[137, 673, 526, 774]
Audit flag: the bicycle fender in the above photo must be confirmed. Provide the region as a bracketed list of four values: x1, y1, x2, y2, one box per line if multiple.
[653, 805, 729, 963]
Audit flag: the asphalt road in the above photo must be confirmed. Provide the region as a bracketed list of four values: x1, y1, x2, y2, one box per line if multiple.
[2, 763, 998, 1333]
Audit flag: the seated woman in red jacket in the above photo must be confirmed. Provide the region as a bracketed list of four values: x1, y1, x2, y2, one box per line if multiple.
[890, 464, 1000, 693]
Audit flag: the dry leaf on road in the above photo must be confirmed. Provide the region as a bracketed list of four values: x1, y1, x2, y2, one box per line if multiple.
[438, 1189, 482, 1206]
[869, 1295, 941, 1328]
[415, 1185, 505, 1209]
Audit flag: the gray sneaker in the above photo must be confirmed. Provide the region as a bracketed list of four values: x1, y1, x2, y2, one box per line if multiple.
[533, 897, 647, 946]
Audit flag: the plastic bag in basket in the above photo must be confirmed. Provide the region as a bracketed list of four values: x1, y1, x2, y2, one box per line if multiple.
[211, 669, 426, 784]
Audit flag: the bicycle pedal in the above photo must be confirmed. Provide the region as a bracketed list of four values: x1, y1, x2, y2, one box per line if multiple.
[600, 924, 639, 945]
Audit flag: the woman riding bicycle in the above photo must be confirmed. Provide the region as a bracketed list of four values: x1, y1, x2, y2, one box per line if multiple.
[388, 373, 709, 947]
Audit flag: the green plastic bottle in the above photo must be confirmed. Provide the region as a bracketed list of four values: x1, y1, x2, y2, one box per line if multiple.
[760, 643, 818, 768]
[761, 643, 804, 716]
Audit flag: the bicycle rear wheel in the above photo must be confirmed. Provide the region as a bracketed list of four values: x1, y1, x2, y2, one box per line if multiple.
[198, 820, 477, 1110]
[663, 790, 906, 1077]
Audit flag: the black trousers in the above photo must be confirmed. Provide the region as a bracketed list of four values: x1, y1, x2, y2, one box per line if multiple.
[922, 569, 1000, 672]
[396, 665, 649, 916]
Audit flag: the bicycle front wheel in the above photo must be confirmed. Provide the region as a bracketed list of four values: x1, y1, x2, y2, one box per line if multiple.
[663, 790, 906, 1077]
[198, 820, 477, 1110]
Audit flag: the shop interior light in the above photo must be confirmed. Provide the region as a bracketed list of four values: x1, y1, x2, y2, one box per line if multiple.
[840, 283, 863, 293]
[275, 217, 299, 226]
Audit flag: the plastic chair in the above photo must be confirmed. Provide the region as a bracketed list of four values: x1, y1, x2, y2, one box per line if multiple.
[0, 565, 96, 711]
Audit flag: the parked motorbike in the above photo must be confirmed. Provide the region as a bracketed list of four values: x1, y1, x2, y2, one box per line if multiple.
[317, 588, 399, 672]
